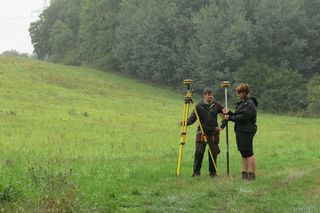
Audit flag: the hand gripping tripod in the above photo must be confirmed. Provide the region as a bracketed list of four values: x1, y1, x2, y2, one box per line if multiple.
[176, 79, 219, 176]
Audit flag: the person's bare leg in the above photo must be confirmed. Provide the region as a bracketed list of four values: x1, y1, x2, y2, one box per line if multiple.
[241, 158, 248, 179]
[248, 155, 256, 174]
[248, 155, 256, 180]
[242, 158, 248, 172]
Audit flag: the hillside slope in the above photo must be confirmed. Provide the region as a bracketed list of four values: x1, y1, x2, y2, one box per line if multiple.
[0, 56, 319, 212]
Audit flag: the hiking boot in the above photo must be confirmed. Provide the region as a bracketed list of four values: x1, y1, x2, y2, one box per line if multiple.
[247, 172, 256, 181]
[192, 172, 200, 177]
[242, 171, 248, 180]
[210, 173, 216, 178]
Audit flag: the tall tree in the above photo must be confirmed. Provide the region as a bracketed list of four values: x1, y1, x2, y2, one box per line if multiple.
[300, 0, 320, 77]
[79, 0, 121, 70]
[49, 20, 74, 62]
[114, 0, 198, 86]
[29, 0, 82, 62]
[252, 0, 308, 72]
[192, 0, 251, 88]
[29, 0, 66, 59]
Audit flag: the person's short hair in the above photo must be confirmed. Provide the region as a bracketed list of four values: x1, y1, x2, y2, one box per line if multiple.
[236, 83, 250, 95]
[202, 88, 214, 95]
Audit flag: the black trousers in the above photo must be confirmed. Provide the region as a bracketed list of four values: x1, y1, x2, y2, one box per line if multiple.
[193, 134, 220, 175]
[236, 131, 254, 158]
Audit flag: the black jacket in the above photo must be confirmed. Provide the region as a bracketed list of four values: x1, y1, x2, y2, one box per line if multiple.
[187, 100, 226, 135]
[228, 97, 257, 134]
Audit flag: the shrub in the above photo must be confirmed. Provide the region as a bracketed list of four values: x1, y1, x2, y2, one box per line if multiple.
[307, 75, 320, 115]
[261, 69, 307, 113]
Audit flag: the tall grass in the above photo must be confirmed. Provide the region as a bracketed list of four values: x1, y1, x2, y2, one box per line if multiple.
[0, 56, 319, 212]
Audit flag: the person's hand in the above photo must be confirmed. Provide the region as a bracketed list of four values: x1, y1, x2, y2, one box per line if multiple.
[223, 115, 229, 120]
[223, 107, 229, 114]
[215, 127, 222, 132]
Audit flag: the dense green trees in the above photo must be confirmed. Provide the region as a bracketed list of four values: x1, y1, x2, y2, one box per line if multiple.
[29, 0, 82, 62]
[192, 0, 251, 88]
[29, 0, 320, 114]
[113, 0, 197, 85]
[79, 0, 120, 69]
[235, 59, 307, 113]
[49, 20, 74, 63]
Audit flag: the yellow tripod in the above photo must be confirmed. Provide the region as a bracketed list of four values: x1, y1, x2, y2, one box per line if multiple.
[176, 79, 219, 176]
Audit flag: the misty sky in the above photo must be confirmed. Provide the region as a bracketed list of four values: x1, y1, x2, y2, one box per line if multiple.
[0, 0, 49, 54]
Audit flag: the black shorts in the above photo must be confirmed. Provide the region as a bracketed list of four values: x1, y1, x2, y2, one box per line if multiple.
[236, 131, 254, 156]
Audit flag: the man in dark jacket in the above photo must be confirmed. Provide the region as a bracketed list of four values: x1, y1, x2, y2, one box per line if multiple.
[187, 88, 226, 177]
[223, 83, 257, 180]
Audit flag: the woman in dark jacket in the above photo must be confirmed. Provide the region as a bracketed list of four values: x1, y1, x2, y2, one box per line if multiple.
[223, 83, 257, 180]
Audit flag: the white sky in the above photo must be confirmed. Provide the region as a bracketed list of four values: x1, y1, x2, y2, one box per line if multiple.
[0, 0, 49, 54]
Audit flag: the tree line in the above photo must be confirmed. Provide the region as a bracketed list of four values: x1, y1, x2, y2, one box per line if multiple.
[29, 0, 320, 115]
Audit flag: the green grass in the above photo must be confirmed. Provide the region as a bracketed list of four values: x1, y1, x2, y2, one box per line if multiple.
[0, 55, 319, 212]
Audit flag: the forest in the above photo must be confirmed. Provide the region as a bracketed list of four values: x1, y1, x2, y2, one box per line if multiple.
[29, 0, 320, 114]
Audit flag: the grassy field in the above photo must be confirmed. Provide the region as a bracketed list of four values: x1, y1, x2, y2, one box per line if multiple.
[0, 55, 319, 212]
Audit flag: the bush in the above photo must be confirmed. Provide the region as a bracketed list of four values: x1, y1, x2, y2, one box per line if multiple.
[235, 61, 307, 113]
[1, 50, 29, 58]
[235, 58, 274, 98]
[261, 69, 307, 113]
[307, 75, 320, 115]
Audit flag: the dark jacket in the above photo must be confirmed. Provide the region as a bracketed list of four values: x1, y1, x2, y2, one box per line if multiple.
[187, 100, 226, 135]
[228, 97, 257, 134]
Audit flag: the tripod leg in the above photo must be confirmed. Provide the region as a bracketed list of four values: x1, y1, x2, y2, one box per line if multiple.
[191, 103, 219, 176]
[177, 103, 190, 176]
